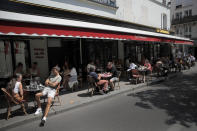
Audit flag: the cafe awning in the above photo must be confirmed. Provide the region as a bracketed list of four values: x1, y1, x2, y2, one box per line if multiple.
[0, 11, 193, 45]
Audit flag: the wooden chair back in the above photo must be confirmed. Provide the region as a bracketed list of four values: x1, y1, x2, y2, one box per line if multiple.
[56, 84, 60, 96]
[117, 71, 121, 79]
[87, 75, 96, 85]
[1, 88, 19, 105]
[131, 69, 140, 76]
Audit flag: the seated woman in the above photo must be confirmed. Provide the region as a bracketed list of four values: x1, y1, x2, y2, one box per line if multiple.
[155, 58, 163, 75]
[14, 62, 25, 76]
[89, 67, 108, 94]
[61, 61, 70, 91]
[29, 62, 40, 77]
[68, 64, 78, 90]
[144, 59, 152, 75]
[12, 73, 26, 102]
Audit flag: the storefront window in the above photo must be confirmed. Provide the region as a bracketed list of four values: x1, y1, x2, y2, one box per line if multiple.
[0, 41, 13, 78]
[83, 39, 118, 68]
[14, 41, 27, 72]
[0, 39, 31, 79]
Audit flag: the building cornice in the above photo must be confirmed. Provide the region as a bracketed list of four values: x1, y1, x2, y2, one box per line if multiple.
[149, 0, 170, 9]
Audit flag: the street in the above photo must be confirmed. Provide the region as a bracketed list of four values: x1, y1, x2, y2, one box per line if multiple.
[6, 66, 197, 131]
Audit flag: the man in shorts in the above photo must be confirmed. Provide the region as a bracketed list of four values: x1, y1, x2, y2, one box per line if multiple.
[34, 66, 62, 125]
[106, 62, 118, 91]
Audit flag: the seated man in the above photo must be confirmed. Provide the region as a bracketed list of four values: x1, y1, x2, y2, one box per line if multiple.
[34, 66, 62, 125]
[89, 67, 108, 94]
[127, 60, 138, 79]
[127, 60, 137, 71]
[106, 62, 118, 91]
[87, 60, 96, 73]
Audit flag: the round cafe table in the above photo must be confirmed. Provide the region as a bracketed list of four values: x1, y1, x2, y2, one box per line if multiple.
[137, 67, 147, 83]
[23, 85, 45, 108]
[100, 73, 112, 80]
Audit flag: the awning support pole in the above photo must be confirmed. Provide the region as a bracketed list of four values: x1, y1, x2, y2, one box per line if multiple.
[80, 38, 82, 65]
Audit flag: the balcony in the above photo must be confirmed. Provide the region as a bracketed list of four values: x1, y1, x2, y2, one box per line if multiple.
[172, 15, 197, 25]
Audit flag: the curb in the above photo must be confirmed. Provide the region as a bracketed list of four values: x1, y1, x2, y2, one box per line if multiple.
[1, 72, 180, 130]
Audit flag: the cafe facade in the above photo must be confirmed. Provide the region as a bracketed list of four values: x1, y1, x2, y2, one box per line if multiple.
[0, 0, 193, 87]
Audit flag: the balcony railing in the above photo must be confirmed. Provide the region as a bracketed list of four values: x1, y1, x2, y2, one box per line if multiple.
[172, 15, 197, 25]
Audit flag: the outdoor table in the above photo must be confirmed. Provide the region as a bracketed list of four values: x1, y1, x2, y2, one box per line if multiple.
[23, 84, 45, 108]
[96, 68, 103, 73]
[100, 73, 112, 80]
[137, 66, 147, 83]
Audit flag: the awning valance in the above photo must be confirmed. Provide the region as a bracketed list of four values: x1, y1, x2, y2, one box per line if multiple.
[0, 20, 193, 45]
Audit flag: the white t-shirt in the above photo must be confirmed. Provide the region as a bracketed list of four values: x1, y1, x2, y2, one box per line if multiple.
[127, 63, 137, 71]
[68, 68, 78, 88]
[13, 81, 21, 94]
[191, 56, 196, 61]
[129, 63, 137, 69]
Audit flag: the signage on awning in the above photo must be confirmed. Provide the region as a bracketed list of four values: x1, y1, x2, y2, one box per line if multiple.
[156, 29, 170, 34]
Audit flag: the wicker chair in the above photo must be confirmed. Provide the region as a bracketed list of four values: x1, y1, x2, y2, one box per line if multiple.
[1, 88, 27, 120]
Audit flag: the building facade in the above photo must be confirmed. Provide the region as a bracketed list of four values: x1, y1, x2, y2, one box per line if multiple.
[0, 0, 191, 86]
[170, 0, 197, 55]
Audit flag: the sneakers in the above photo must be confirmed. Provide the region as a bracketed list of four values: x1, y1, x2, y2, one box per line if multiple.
[34, 108, 42, 115]
[40, 117, 46, 126]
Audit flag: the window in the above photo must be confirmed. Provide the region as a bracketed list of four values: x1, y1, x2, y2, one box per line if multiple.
[189, 25, 192, 33]
[179, 12, 182, 19]
[176, 5, 182, 9]
[175, 12, 182, 20]
[176, 12, 179, 19]
[185, 10, 189, 17]
[162, 0, 166, 5]
[163, 14, 167, 29]
[0, 41, 13, 78]
[176, 28, 179, 35]
[184, 24, 188, 33]
[180, 29, 183, 35]
[189, 10, 192, 16]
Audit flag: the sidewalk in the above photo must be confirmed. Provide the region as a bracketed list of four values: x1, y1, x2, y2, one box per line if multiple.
[0, 71, 186, 130]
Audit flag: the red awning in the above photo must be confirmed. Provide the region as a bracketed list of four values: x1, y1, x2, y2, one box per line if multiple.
[0, 20, 193, 45]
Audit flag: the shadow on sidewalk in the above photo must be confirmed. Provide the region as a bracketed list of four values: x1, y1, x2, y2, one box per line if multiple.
[127, 72, 197, 128]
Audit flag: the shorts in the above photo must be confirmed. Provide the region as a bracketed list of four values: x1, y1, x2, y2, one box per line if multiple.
[110, 77, 119, 82]
[42, 87, 56, 98]
[13, 94, 23, 102]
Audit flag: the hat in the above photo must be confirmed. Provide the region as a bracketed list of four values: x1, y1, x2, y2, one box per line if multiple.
[52, 66, 60, 72]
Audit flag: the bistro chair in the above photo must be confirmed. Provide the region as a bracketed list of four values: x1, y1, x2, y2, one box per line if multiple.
[87, 75, 96, 96]
[53, 84, 61, 106]
[131, 69, 143, 84]
[77, 75, 83, 88]
[44, 84, 61, 106]
[115, 71, 121, 90]
[1, 88, 27, 120]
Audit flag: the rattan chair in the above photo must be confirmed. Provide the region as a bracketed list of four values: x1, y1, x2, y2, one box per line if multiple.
[1, 88, 27, 120]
